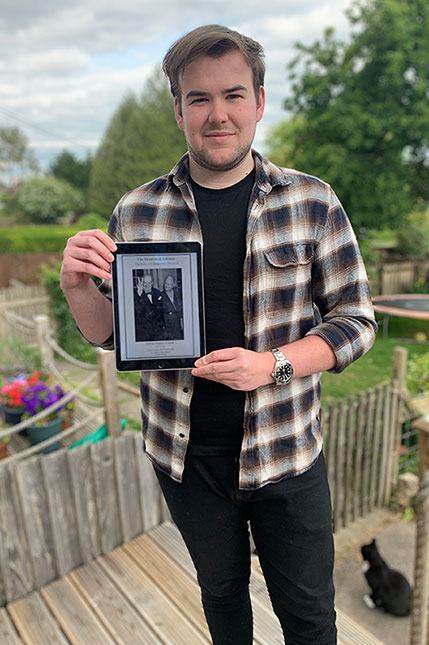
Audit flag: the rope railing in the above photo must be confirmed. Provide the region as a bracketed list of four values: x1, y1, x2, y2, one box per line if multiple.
[0, 370, 97, 440]
[48, 360, 104, 408]
[3, 310, 36, 334]
[1, 408, 104, 463]
[45, 334, 98, 371]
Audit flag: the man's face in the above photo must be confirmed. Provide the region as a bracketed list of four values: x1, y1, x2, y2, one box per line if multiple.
[143, 275, 153, 293]
[174, 50, 265, 176]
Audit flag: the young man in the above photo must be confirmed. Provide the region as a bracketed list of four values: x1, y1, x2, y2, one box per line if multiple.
[60, 25, 377, 645]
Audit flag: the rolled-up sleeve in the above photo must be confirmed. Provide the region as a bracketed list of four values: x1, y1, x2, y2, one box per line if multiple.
[306, 188, 377, 373]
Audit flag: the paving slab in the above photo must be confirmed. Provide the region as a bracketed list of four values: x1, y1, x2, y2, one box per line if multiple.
[334, 514, 415, 645]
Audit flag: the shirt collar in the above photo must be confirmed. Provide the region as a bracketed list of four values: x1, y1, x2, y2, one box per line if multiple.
[167, 150, 292, 193]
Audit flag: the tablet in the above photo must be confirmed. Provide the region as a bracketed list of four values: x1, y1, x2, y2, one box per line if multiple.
[111, 241, 205, 371]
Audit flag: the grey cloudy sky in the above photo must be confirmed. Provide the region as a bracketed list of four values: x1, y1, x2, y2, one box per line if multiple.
[0, 0, 353, 169]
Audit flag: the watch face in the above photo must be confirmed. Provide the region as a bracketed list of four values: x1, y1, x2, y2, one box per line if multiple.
[276, 362, 293, 384]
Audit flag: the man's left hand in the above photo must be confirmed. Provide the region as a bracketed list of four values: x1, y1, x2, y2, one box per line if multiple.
[191, 347, 274, 391]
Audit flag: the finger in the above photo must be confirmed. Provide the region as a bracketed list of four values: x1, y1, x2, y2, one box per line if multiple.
[192, 360, 243, 378]
[75, 229, 117, 252]
[195, 347, 245, 366]
[69, 232, 116, 262]
[63, 258, 112, 281]
[65, 245, 113, 274]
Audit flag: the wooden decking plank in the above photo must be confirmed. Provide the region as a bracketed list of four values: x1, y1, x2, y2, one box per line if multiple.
[69, 558, 166, 644]
[98, 546, 208, 644]
[40, 577, 116, 645]
[336, 610, 386, 645]
[0, 607, 23, 644]
[149, 522, 284, 644]
[7, 590, 69, 645]
[123, 532, 210, 639]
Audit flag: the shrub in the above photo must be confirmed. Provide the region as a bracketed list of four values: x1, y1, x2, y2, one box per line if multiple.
[396, 208, 429, 260]
[77, 213, 108, 230]
[14, 176, 84, 224]
[0, 225, 81, 254]
[40, 261, 96, 363]
[406, 352, 429, 396]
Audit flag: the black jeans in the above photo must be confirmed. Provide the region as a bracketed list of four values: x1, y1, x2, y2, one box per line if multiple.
[154, 452, 337, 645]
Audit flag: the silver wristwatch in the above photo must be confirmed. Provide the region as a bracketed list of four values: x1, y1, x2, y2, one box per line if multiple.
[271, 348, 294, 385]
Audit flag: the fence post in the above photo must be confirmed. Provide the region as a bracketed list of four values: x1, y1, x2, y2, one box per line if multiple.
[96, 348, 121, 437]
[34, 315, 54, 371]
[0, 300, 6, 341]
[393, 346, 408, 395]
[390, 347, 409, 493]
[409, 417, 429, 645]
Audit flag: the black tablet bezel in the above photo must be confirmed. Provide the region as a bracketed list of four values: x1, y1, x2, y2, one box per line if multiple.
[111, 241, 205, 372]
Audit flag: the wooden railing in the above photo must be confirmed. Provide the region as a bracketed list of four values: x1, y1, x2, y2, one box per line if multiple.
[0, 431, 169, 606]
[409, 416, 429, 645]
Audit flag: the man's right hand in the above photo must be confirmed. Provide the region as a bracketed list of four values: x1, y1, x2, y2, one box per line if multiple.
[60, 229, 117, 293]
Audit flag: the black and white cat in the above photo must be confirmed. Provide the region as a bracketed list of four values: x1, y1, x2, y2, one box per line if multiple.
[361, 538, 412, 617]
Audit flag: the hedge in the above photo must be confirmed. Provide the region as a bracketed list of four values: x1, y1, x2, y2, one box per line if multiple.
[0, 225, 83, 254]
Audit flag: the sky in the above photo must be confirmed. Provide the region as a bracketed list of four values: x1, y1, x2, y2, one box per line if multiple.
[0, 0, 354, 171]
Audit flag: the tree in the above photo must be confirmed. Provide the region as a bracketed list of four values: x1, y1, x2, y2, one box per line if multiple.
[88, 69, 186, 217]
[266, 0, 429, 230]
[0, 126, 39, 185]
[14, 176, 84, 224]
[50, 150, 93, 193]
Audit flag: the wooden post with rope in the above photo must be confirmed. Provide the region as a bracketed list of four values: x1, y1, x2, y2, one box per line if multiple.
[96, 348, 121, 437]
[34, 314, 54, 371]
[409, 416, 429, 645]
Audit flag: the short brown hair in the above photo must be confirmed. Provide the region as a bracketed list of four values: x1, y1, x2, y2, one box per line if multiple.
[162, 24, 265, 103]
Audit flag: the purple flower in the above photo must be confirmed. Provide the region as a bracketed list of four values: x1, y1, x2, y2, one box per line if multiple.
[21, 379, 67, 424]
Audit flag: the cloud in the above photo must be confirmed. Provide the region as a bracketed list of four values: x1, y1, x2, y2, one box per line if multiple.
[0, 0, 352, 167]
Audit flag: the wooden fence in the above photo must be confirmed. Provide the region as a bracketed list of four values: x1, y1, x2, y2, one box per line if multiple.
[0, 281, 51, 345]
[0, 431, 169, 607]
[378, 260, 429, 295]
[323, 379, 402, 532]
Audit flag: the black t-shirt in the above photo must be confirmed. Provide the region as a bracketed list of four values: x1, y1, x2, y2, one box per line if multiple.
[188, 170, 255, 456]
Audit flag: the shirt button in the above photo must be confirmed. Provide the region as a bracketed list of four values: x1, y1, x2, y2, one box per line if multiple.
[179, 433, 185, 438]
[183, 387, 189, 393]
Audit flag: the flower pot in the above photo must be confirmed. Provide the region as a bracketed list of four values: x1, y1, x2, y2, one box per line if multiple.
[2, 405, 24, 426]
[27, 417, 63, 454]
[0, 440, 10, 459]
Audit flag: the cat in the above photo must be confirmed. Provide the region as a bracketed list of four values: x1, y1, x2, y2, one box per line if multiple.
[360, 538, 412, 617]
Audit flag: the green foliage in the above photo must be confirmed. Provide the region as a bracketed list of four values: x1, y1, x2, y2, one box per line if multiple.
[88, 69, 186, 218]
[49, 150, 93, 211]
[50, 150, 93, 192]
[412, 276, 429, 294]
[267, 0, 429, 230]
[77, 213, 108, 230]
[40, 261, 96, 363]
[0, 126, 39, 178]
[13, 176, 84, 224]
[0, 338, 42, 380]
[396, 208, 429, 259]
[406, 352, 429, 395]
[0, 225, 80, 253]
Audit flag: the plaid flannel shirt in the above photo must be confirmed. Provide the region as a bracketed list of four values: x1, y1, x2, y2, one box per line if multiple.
[98, 151, 377, 490]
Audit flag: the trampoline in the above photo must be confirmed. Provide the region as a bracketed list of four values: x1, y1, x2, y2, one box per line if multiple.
[372, 293, 429, 338]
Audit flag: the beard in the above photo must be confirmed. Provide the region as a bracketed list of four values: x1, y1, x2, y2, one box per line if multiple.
[187, 140, 252, 172]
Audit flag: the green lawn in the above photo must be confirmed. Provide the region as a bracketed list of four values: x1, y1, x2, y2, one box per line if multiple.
[321, 315, 429, 403]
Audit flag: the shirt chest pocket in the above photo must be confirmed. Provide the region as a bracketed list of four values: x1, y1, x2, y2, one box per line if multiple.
[262, 243, 315, 317]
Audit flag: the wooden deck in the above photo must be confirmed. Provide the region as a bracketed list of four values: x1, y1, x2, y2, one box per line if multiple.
[1, 522, 385, 645]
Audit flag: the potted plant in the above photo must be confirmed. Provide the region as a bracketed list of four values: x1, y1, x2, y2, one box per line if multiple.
[1, 375, 27, 425]
[21, 376, 68, 453]
[1, 371, 42, 428]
